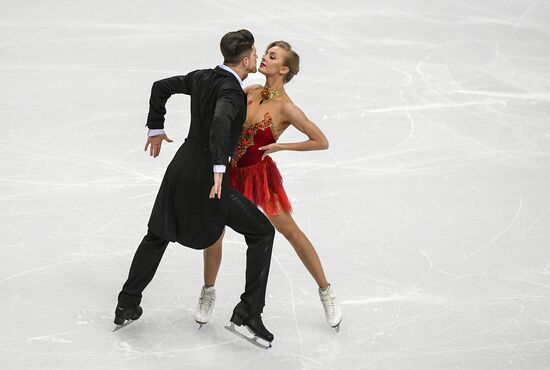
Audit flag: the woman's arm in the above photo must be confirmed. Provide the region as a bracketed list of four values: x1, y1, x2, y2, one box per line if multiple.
[260, 103, 329, 158]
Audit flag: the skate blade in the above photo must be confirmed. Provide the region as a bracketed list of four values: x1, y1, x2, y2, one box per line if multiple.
[112, 319, 134, 332]
[332, 320, 342, 333]
[195, 319, 207, 330]
[224, 323, 272, 350]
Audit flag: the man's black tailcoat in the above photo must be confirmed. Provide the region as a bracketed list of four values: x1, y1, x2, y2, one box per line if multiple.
[145, 67, 246, 249]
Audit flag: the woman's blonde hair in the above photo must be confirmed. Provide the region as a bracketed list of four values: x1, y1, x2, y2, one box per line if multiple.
[267, 41, 300, 83]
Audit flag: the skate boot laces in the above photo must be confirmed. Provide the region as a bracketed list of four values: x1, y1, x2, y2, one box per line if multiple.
[320, 286, 337, 316]
[198, 287, 215, 315]
[319, 284, 342, 327]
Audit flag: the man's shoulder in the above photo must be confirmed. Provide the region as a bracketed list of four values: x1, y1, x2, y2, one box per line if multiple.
[190, 67, 239, 88]
[213, 67, 242, 87]
[186, 68, 211, 79]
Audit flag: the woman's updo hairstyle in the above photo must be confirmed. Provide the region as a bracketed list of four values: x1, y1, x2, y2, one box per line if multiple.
[267, 41, 300, 83]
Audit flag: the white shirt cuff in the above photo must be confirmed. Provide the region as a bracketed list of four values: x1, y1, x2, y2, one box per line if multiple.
[213, 165, 226, 173]
[148, 129, 165, 137]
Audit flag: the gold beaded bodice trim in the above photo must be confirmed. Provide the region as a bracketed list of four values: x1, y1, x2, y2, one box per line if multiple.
[230, 112, 276, 167]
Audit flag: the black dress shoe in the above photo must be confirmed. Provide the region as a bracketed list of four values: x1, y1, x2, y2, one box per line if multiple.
[114, 304, 143, 325]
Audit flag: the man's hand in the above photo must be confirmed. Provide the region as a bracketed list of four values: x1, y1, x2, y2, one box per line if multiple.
[209, 172, 223, 199]
[144, 134, 173, 158]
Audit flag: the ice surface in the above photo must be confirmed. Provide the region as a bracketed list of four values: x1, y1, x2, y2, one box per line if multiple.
[1, 0, 550, 369]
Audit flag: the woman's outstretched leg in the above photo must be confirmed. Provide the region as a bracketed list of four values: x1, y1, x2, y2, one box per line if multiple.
[268, 208, 329, 289]
[269, 204, 342, 330]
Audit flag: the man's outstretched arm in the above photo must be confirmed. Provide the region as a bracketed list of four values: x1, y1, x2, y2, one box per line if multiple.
[144, 73, 196, 157]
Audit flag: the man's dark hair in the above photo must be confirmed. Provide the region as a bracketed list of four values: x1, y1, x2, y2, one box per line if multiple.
[220, 29, 255, 65]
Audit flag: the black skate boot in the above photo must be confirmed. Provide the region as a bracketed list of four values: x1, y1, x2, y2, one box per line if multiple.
[113, 304, 142, 332]
[225, 304, 273, 349]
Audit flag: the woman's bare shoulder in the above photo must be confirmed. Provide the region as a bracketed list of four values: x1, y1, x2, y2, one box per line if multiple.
[243, 84, 263, 94]
[281, 99, 303, 120]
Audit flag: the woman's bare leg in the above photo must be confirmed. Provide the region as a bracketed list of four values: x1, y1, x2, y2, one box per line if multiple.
[268, 206, 329, 289]
[202, 207, 331, 289]
[203, 229, 224, 287]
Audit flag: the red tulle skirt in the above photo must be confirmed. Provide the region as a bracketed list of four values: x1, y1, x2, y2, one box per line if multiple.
[228, 156, 292, 216]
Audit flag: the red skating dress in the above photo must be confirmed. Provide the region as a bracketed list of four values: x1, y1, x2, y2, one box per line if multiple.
[228, 112, 292, 216]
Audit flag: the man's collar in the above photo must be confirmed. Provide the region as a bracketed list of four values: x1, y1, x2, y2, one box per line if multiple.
[217, 64, 243, 87]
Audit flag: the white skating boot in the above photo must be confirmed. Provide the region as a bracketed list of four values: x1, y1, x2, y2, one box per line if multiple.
[318, 284, 342, 332]
[194, 285, 216, 328]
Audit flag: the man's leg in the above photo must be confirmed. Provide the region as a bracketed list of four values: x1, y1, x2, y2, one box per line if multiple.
[223, 189, 275, 322]
[117, 229, 169, 309]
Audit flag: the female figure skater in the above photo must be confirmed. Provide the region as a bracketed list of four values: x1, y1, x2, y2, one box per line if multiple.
[195, 41, 342, 331]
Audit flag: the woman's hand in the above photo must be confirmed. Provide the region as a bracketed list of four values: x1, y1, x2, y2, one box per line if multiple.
[259, 143, 282, 160]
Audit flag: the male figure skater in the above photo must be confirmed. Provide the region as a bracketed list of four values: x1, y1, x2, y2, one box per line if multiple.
[114, 29, 275, 348]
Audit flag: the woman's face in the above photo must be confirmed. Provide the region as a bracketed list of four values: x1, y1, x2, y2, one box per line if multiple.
[259, 46, 289, 78]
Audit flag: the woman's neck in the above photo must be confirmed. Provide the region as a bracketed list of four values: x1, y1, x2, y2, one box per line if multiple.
[264, 75, 285, 93]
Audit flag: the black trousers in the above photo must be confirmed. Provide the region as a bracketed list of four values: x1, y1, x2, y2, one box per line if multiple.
[118, 188, 275, 317]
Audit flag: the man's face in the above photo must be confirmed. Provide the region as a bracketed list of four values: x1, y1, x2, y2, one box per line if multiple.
[245, 45, 258, 74]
